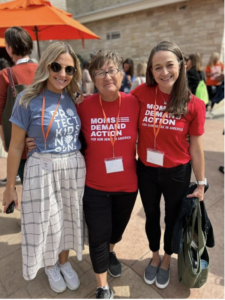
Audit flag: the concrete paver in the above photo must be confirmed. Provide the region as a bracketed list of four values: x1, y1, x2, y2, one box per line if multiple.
[0, 102, 224, 298]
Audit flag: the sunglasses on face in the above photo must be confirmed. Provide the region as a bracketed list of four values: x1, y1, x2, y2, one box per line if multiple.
[50, 62, 76, 76]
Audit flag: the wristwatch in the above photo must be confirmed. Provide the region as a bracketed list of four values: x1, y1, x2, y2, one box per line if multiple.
[196, 178, 207, 185]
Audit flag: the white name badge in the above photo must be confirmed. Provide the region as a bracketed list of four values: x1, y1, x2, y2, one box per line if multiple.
[147, 148, 164, 167]
[104, 157, 124, 174]
[40, 157, 52, 173]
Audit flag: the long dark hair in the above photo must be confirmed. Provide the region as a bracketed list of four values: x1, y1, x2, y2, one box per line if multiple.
[146, 41, 191, 117]
[123, 58, 134, 78]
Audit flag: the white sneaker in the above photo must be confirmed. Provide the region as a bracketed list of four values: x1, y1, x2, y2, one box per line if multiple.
[16, 175, 21, 182]
[59, 261, 80, 290]
[206, 111, 212, 119]
[45, 263, 67, 293]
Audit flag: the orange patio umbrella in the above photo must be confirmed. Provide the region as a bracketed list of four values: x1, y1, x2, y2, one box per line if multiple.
[0, 0, 100, 57]
[0, 38, 5, 47]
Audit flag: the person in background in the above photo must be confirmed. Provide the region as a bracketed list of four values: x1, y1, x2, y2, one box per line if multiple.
[2, 42, 86, 294]
[82, 61, 95, 94]
[186, 53, 205, 94]
[0, 26, 37, 184]
[132, 41, 206, 289]
[120, 58, 135, 93]
[131, 62, 147, 90]
[205, 52, 224, 118]
[0, 57, 11, 70]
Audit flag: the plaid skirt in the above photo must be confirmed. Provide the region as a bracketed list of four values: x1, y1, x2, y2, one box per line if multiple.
[21, 151, 86, 280]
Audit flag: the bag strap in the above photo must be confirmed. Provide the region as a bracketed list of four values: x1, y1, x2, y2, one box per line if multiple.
[6, 67, 17, 98]
[189, 202, 205, 256]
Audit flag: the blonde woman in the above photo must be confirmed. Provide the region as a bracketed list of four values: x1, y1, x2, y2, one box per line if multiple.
[205, 52, 224, 117]
[130, 62, 147, 90]
[3, 42, 86, 293]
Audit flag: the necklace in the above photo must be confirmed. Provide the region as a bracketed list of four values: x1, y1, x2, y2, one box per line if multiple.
[159, 89, 168, 105]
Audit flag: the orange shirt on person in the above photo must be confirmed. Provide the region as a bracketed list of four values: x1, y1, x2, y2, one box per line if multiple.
[205, 62, 224, 86]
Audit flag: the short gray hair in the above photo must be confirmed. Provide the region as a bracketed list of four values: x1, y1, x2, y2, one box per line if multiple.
[88, 50, 123, 81]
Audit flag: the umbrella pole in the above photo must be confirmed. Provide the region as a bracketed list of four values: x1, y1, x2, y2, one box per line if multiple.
[34, 26, 41, 59]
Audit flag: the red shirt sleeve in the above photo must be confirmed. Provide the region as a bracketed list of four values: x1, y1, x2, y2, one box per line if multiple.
[189, 96, 206, 135]
[0, 69, 9, 125]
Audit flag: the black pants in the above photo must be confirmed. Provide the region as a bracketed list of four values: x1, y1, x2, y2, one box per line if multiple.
[206, 85, 220, 110]
[83, 185, 137, 273]
[18, 159, 26, 184]
[137, 159, 191, 255]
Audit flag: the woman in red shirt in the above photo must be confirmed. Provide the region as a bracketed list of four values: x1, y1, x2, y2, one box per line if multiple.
[77, 51, 139, 299]
[131, 41, 206, 289]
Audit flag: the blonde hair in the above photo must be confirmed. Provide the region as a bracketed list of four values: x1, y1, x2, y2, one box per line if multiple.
[20, 42, 82, 107]
[136, 62, 147, 76]
[208, 52, 220, 68]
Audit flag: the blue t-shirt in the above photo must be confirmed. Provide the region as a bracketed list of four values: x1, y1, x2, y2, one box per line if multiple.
[10, 89, 81, 158]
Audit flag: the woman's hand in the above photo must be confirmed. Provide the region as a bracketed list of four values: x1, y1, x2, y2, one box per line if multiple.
[187, 185, 204, 201]
[25, 137, 36, 152]
[76, 93, 92, 104]
[3, 187, 18, 213]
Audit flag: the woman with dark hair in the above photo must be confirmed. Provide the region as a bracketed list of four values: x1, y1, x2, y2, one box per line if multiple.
[186, 53, 205, 95]
[131, 41, 206, 289]
[120, 58, 135, 93]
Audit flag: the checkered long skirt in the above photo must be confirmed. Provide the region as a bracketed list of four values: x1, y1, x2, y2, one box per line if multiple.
[21, 151, 86, 280]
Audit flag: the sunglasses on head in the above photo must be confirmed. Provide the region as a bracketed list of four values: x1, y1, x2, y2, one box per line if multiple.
[50, 62, 76, 76]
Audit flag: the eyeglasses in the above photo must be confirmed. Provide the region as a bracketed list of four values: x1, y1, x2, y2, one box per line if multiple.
[50, 62, 76, 76]
[94, 68, 121, 79]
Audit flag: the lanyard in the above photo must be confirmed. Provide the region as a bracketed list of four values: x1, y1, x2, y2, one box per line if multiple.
[99, 93, 121, 157]
[41, 89, 62, 150]
[153, 87, 168, 149]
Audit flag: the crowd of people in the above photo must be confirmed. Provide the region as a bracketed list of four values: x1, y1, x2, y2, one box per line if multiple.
[0, 26, 223, 299]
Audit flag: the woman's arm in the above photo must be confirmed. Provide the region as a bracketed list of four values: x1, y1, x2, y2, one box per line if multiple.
[3, 123, 26, 212]
[187, 135, 205, 201]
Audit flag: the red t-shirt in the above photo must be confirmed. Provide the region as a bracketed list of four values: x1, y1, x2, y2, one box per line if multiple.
[77, 92, 139, 192]
[131, 84, 205, 168]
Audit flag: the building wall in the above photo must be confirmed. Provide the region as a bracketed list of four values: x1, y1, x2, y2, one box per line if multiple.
[68, 0, 224, 69]
[67, 0, 130, 16]
[51, 0, 67, 11]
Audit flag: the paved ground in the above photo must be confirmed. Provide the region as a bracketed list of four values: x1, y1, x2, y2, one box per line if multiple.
[0, 101, 224, 299]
